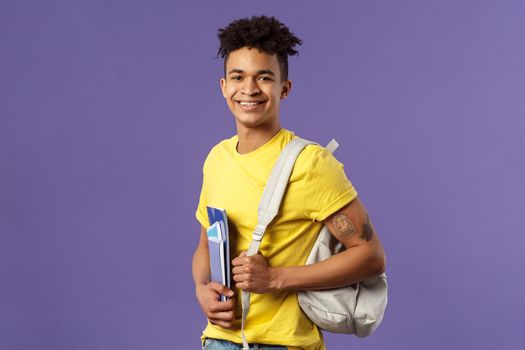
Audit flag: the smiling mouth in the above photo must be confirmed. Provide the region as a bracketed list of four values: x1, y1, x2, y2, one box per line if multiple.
[235, 100, 267, 107]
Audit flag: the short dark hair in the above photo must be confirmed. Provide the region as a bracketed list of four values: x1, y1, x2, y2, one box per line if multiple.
[217, 16, 302, 81]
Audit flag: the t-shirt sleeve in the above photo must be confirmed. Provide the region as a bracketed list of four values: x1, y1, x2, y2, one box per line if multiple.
[195, 155, 211, 229]
[302, 146, 358, 222]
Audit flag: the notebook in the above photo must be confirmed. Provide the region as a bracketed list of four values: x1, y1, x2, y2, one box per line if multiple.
[206, 206, 231, 300]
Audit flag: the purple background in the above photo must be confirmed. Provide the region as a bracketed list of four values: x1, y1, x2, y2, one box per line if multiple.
[2, 1, 524, 349]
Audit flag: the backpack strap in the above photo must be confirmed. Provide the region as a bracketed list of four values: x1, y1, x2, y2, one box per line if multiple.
[240, 137, 337, 349]
[245, 138, 315, 256]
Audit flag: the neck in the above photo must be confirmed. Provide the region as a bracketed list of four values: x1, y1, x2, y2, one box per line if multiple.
[236, 121, 281, 154]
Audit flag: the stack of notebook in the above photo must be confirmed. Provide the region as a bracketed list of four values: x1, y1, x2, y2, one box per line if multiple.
[206, 206, 231, 301]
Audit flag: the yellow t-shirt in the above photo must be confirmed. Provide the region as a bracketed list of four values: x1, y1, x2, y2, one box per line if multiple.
[196, 129, 358, 350]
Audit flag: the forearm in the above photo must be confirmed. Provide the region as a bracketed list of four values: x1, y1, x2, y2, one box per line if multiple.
[274, 244, 385, 291]
[192, 228, 210, 287]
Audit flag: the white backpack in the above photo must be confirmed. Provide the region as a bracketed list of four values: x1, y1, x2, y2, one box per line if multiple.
[240, 138, 388, 349]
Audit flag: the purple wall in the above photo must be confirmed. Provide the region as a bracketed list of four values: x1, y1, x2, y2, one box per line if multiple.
[2, 1, 524, 349]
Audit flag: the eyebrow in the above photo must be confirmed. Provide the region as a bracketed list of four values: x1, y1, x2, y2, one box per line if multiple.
[227, 69, 276, 76]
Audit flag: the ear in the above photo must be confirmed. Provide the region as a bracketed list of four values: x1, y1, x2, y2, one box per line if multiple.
[220, 78, 227, 98]
[280, 80, 292, 100]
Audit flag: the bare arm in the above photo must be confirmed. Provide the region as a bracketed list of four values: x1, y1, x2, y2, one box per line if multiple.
[192, 226, 212, 286]
[275, 196, 385, 290]
[232, 197, 386, 293]
[192, 226, 236, 328]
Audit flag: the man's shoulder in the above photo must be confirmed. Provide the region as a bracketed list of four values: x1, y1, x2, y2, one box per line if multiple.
[297, 142, 334, 165]
[200, 135, 239, 173]
[291, 140, 346, 183]
[205, 135, 237, 159]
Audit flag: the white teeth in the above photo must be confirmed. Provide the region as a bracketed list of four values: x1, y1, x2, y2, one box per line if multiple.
[239, 101, 261, 106]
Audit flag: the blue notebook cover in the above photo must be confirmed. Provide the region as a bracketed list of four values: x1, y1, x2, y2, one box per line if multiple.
[207, 206, 231, 290]
[207, 222, 225, 294]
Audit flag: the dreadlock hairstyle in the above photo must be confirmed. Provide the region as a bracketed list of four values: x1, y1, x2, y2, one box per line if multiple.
[217, 16, 302, 81]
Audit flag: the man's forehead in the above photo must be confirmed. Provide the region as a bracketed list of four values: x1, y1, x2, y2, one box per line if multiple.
[227, 68, 275, 76]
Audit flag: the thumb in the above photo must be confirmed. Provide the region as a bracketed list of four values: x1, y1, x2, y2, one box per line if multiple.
[209, 282, 234, 297]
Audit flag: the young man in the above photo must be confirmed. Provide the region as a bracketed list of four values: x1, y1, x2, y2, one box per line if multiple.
[192, 16, 385, 350]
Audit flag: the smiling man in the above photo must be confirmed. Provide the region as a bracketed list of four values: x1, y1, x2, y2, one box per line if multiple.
[192, 16, 385, 350]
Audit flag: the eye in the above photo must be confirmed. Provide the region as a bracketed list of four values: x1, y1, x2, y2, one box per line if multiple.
[230, 75, 242, 81]
[258, 76, 273, 81]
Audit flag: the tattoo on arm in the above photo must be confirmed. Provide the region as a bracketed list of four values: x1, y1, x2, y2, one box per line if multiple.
[330, 212, 375, 242]
[360, 214, 374, 242]
[331, 213, 358, 239]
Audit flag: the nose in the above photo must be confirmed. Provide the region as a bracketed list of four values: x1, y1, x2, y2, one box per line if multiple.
[241, 78, 260, 96]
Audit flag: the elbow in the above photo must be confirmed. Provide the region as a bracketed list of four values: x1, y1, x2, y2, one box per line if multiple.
[370, 249, 386, 276]
[376, 255, 386, 275]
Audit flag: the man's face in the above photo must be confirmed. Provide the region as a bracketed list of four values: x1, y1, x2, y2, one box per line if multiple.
[220, 47, 291, 130]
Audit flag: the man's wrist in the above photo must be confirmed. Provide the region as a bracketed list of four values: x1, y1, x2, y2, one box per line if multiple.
[271, 267, 288, 291]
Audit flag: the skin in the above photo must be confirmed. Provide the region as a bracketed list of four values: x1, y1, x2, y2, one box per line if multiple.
[192, 47, 386, 329]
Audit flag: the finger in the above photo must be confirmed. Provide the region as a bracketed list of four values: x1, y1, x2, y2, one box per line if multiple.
[231, 255, 246, 266]
[236, 282, 250, 292]
[232, 273, 248, 283]
[207, 282, 234, 297]
[209, 317, 234, 329]
[210, 320, 233, 328]
[209, 308, 235, 321]
[232, 259, 246, 267]
[208, 298, 236, 313]
[232, 265, 249, 275]
[209, 309, 236, 322]
[232, 251, 248, 266]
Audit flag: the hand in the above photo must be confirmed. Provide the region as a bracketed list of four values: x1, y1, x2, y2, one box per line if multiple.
[232, 251, 280, 293]
[195, 282, 236, 328]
